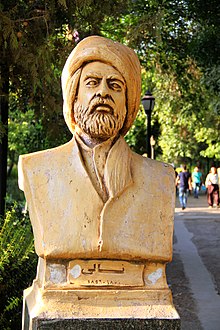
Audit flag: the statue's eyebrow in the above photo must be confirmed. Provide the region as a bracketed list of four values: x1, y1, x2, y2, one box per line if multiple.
[83, 72, 125, 86]
[83, 72, 101, 80]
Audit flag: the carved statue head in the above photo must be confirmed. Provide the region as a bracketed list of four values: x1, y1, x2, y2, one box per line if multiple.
[61, 36, 141, 137]
[73, 61, 127, 139]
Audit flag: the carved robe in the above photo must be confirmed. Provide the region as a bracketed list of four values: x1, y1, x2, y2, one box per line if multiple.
[18, 135, 175, 262]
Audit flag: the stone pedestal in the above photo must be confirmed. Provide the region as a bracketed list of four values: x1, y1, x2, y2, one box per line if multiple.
[23, 279, 180, 330]
[32, 318, 180, 330]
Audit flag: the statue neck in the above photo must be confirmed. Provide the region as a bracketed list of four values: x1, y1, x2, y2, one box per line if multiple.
[75, 127, 118, 149]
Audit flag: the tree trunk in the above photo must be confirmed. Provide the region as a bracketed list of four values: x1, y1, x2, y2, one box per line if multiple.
[0, 63, 9, 218]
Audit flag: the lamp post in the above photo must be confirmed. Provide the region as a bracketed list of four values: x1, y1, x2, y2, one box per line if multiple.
[150, 135, 156, 159]
[141, 90, 155, 159]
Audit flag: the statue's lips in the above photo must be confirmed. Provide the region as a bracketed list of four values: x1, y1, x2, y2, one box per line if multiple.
[92, 104, 113, 114]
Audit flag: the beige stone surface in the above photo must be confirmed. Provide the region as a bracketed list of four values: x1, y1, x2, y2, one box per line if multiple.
[68, 259, 145, 287]
[33, 258, 168, 290]
[19, 36, 179, 328]
[19, 136, 175, 261]
[23, 280, 179, 329]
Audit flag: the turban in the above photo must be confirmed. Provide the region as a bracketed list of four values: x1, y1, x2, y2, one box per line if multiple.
[61, 35, 141, 136]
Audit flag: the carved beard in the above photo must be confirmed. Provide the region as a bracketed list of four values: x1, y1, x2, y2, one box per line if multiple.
[74, 99, 126, 139]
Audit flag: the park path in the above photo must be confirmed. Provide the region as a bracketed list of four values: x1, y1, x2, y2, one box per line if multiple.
[167, 193, 220, 330]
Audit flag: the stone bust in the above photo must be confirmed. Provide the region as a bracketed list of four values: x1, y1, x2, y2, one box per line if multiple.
[18, 35, 175, 274]
[19, 37, 180, 329]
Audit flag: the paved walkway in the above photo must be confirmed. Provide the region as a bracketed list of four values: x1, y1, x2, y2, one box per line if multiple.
[167, 193, 220, 330]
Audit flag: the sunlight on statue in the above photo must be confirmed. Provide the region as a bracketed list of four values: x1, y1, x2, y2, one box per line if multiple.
[18, 36, 179, 329]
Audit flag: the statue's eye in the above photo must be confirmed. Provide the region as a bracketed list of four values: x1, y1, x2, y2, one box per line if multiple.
[109, 81, 122, 91]
[86, 78, 99, 87]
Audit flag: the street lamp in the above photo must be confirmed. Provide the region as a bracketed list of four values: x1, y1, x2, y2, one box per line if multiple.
[141, 90, 155, 158]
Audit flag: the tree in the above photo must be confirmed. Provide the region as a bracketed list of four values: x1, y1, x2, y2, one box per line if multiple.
[109, 0, 220, 165]
[187, 0, 220, 161]
[1, 0, 71, 216]
[0, 0, 133, 216]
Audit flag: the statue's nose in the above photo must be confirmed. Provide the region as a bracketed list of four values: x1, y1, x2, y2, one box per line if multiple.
[96, 79, 109, 97]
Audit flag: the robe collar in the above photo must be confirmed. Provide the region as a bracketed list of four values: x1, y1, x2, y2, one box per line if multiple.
[73, 133, 133, 200]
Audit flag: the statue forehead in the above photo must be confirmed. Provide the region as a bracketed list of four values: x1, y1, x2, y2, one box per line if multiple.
[80, 61, 125, 82]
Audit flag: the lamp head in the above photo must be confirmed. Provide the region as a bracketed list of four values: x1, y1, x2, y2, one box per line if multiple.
[141, 90, 155, 115]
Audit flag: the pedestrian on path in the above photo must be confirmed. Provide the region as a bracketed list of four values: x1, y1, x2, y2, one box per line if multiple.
[176, 165, 192, 210]
[205, 166, 219, 208]
[192, 166, 202, 199]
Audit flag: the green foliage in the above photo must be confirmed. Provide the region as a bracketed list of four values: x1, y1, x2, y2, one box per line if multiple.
[8, 105, 70, 171]
[7, 166, 25, 203]
[73, 0, 128, 37]
[194, 113, 220, 159]
[125, 109, 147, 155]
[1, 0, 219, 167]
[8, 108, 44, 161]
[150, 62, 208, 163]
[111, 0, 219, 164]
[187, 0, 220, 68]
[0, 204, 37, 329]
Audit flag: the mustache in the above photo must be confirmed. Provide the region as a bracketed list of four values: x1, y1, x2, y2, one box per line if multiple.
[89, 96, 115, 115]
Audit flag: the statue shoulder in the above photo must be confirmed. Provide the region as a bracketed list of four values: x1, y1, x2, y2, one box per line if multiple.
[131, 152, 175, 180]
[18, 139, 75, 190]
[19, 139, 75, 165]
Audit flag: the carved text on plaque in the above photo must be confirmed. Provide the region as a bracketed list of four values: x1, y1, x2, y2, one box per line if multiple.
[68, 260, 144, 287]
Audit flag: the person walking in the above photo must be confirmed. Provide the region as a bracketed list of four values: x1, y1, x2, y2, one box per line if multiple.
[205, 166, 219, 208]
[192, 166, 202, 198]
[176, 165, 192, 210]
